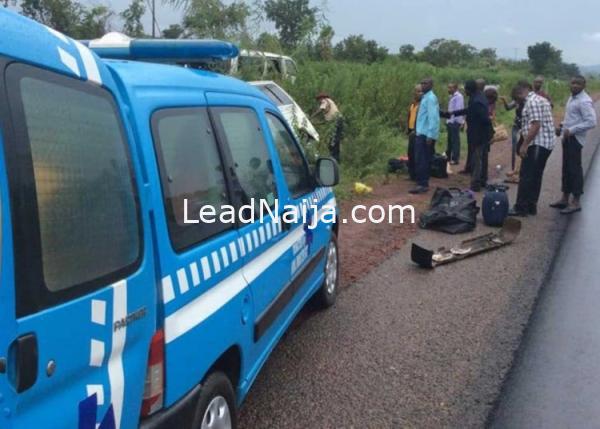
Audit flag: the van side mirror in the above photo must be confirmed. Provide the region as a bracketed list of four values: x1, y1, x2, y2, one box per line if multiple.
[315, 157, 339, 187]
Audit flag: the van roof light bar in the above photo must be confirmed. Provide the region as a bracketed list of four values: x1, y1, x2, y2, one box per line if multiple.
[81, 32, 239, 62]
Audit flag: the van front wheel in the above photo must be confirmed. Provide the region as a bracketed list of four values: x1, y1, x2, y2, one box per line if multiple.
[194, 372, 237, 429]
[314, 234, 339, 308]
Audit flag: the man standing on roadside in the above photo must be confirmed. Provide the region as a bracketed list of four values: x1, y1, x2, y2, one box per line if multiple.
[410, 77, 440, 194]
[458, 78, 486, 175]
[533, 75, 554, 108]
[446, 82, 465, 165]
[508, 81, 556, 217]
[313, 92, 344, 163]
[443, 80, 491, 192]
[550, 76, 597, 214]
[405, 84, 423, 181]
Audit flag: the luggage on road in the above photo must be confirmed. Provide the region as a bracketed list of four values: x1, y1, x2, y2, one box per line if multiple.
[419, 187, 479, 234]
[430, 153, 448, 178]
[482, 184, 510, 226]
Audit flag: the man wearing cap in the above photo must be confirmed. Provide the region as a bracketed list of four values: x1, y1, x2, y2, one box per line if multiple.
[313, 93, 343, 162]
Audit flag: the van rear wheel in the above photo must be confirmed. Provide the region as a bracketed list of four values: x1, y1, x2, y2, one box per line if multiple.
[314, 234, 339, 308]
[194, 372, 237, 429]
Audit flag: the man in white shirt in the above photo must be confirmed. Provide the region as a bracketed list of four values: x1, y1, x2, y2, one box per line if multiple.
[550, 76, 597, 214]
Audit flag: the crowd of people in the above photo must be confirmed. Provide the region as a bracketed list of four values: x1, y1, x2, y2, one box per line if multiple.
[403, 75, 598, 216]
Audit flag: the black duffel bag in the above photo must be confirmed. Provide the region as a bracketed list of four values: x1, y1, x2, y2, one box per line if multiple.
[419, 187, 480, 234]
[430, 153, 448, 178]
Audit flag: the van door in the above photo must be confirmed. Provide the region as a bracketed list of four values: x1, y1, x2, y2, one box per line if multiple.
[0, 61, 155, 429]
[209, 104, 298, 346]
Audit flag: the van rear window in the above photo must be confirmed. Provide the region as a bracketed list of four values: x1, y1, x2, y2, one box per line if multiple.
[5, 63, 141, 316]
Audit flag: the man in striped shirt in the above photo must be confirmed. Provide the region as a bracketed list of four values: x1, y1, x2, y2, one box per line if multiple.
[509, 81, 556, 217]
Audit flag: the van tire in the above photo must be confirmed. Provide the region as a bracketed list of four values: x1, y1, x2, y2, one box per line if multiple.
[314, 234, 339, 308]
[193, 372, 238, 429]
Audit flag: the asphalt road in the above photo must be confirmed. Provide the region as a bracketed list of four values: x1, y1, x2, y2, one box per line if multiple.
[489, 118, 600, 427]
[238, 103, 600, 429]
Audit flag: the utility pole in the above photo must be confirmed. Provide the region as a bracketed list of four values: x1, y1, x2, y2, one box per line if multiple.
[151, 0, 156, 38]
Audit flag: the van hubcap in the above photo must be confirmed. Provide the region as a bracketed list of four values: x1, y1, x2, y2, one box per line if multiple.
[201, 396, 232, 429]
[325, 241, 338, 295]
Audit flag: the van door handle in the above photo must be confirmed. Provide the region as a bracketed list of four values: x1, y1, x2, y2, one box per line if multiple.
[8, 333, 38, 393]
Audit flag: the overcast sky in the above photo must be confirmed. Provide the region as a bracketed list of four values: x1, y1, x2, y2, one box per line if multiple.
[105, 0, 600, 65]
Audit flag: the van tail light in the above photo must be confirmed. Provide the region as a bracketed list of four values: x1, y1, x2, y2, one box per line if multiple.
[141, 330, 165, 418]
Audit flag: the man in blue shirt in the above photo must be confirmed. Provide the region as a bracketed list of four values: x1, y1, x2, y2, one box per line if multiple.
[410, 77, 440, 194]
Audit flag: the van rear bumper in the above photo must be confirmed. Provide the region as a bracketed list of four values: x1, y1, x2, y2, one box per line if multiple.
[139, 384, 201, 429]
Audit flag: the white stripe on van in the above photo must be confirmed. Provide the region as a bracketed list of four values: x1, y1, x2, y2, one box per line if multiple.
[201, 257, 211, 281]
[265, 223, 272, 240]
[45, 25, 69, 43]
[108, 280, 127, 429]
[229, 242, 238, 263]
[237, 237, 246, 257]
[190, 262, 201, 287]
[162, 276, 175, 304]
[177, 269, 189, 294]
[252, 230, 259, 248]
[220, 247, 230, 268]
[74, 40, 102, 84]
[165, 226, 305, 344]
[259, 226, 266, 244]
[91, 300, 106, 326]
[211, 251, 221, 274]
[245, 234, 253, 252]
[86, 384, 105, 406]
[89, 339, 105, 367]
[57, 47, 80, 77]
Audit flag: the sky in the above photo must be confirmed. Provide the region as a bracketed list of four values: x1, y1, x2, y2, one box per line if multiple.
[104, 0, 600, 65]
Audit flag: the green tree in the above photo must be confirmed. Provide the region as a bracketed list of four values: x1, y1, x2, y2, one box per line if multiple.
[315, 24, 334, 60]
[478, 48, 497, 66]
[334, 34, 388, 64]
[183, 0, 250, 40]
[421, 38, 476, 67]
[263, 0, 319, 50]
[255, 32, 282, 53]
[20, 0, 112, 38]
[120, 0, 146, 37]
[527, 42, 562, 75]
[399, 44, 415, 61]
[162, 24, 185, 38]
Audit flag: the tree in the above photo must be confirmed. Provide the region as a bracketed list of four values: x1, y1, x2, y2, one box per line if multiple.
[399, 44, 415, 61]
[527, 42, 562, 75]
[478, 48, 497, 66]
[162, 24, 185, 39]
[20, 0, 112, 38]
[255, 32, 282, 53]
[334, 34, 388, 64]
[315, 24, 334, 60]
[421, 38, 476, 67]
[120, 0, 146, 38]
[263, 0, 319, 50]
[183, 0, 250, 40]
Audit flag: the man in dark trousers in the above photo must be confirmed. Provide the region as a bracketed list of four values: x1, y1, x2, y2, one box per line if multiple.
[508, 81, 556, 217]
[444, 79, 492, 191]
[405, 84, 423, 181]
[410, 77, 439, 194]
[550, 75, 597, 214]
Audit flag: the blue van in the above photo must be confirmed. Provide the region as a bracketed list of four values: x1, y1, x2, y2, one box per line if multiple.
[0, 9, 339, 429]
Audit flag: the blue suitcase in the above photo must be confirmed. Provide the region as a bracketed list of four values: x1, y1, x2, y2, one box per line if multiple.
[482, 185, 509, 226]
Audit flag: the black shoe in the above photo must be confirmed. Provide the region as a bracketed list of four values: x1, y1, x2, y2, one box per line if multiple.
[409, 186, 429, 195]
[508, 207, 528, 217]
[549, 201, 568, 209]
[528, 206, 537, 216]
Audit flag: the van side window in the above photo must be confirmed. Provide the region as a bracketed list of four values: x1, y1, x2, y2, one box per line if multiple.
[5, 63, 142, 316]
[265, 113, 313, 198]
[152, 108, 232, 252]
[211, 107, 278, 207]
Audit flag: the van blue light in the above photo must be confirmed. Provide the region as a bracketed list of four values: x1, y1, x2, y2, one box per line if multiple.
[83, 33, 239, 62]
